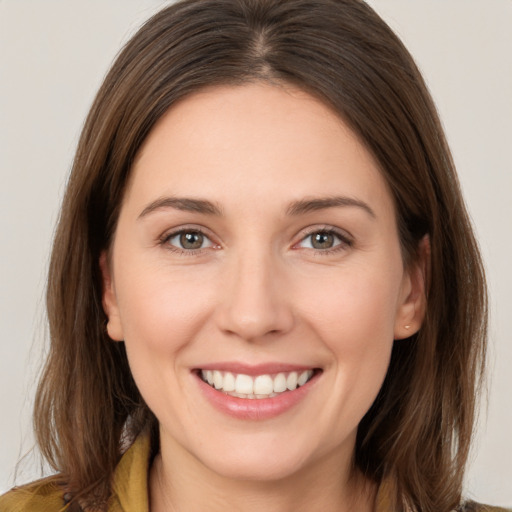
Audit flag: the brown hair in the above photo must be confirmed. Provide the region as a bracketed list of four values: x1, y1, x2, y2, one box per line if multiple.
[34, 0, 487, 510]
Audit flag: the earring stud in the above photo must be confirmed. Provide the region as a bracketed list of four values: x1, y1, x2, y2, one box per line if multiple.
[404, 325, 411, 330]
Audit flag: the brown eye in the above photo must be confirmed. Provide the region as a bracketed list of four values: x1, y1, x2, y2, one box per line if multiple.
[165, 230, 214, 251]
[296, 229, 351, 252]
[179, 231, 204, 249]
[310, 232, 335, 249]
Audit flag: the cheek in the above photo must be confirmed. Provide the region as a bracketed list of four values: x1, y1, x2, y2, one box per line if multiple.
[299, 263, 402, 345]
[114, 260, 216, 357]
[113, 264, 219, 420]
[296, 263, 400, 412]
[317, 276, 395, 382]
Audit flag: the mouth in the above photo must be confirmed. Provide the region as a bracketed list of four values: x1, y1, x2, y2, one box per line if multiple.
[197, 368, 319, 399]
[193, 365, 322, 420]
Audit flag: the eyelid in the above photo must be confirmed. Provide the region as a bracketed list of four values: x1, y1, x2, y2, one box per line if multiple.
[157, 224, 352, 255]
[159, 224, 221, 253]
[293, 225, 354, 251]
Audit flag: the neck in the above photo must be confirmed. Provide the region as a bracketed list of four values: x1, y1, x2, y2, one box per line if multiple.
[149, 435, 376, 512]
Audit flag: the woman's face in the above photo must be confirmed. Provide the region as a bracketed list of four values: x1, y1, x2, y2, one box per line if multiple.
[102, 83, 425, 482]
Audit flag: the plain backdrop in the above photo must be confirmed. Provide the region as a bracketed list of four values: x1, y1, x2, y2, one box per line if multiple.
[0, 0, 511, 506]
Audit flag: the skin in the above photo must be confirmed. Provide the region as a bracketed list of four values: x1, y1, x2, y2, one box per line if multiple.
[101, 83, 427, 512]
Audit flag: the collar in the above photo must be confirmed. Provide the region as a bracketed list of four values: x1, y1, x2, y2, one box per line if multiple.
[110, 433, 391, 512]
[110, 434, 152, 512]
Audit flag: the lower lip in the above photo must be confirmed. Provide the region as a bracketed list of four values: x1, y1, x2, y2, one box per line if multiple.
[194, 371, 320, 421]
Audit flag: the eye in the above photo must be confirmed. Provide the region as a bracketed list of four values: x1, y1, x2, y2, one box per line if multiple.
[297, 229, 351, 251]
[164, 230, 215, 251]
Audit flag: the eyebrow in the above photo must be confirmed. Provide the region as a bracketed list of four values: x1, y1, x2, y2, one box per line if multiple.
[138, 197, 223, 219]
[138, 195, 376, 220]
[286, 196, 376, 218]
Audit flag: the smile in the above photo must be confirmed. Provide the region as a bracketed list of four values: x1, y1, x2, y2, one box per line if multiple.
[200, 369, 315, 399]
[194, 364, 322, 420]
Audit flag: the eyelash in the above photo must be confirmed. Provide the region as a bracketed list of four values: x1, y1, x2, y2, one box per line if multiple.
[294, 226, 353, 255]
[159, 226, 218, 255]
[159, 226, 353, 256]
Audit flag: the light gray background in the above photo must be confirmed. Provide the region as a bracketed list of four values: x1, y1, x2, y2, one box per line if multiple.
[1, 0, 511, 506]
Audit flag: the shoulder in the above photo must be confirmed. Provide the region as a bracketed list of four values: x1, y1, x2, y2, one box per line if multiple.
[377, 479, 510, 512]
[0, 476, 65, 512]
[459, 503, 512, 512]
[0, 434, 150, 512]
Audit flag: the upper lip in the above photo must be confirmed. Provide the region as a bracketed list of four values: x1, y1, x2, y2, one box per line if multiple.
[194, 362, 319, 376]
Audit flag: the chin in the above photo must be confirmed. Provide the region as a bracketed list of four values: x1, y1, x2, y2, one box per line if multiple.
[189, 431, 331, 483]
[202, 451, 309, 482]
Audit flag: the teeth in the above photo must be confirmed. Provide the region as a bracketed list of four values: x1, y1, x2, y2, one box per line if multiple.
[200, 369, 315, 398]
[286, 372, 298, 390]
[235, 374, 253, 394]
[223, 371, 235, 391]
[213, 370, 223, 389]
[274, 373, 287, 393]
[253, 375, 273, 395]
[297, 370, 310, 387]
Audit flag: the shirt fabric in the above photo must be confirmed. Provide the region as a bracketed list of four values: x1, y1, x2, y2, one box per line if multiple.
[0, 434, 509, 512]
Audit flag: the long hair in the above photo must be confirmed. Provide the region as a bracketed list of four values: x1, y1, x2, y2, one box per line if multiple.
[34, 1, 487, 510]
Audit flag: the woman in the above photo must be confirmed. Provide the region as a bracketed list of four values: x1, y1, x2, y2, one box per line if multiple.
[0, 0, 508, 511]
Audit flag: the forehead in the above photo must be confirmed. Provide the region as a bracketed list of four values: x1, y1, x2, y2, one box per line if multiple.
[125, 83, 394, 219]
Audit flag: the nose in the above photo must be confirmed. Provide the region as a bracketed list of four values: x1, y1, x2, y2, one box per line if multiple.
[215, 250, 294, 342]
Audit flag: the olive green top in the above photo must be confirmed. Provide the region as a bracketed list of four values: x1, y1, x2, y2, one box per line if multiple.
[1, 434, 509, 511]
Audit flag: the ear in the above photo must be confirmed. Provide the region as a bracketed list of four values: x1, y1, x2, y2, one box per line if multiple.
[394, 235, 430, 340]
[99, 251, 124, 341]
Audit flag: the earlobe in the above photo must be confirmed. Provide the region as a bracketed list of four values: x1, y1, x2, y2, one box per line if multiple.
[394, 235, 430, 340]
[99, 251, 124, 341]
